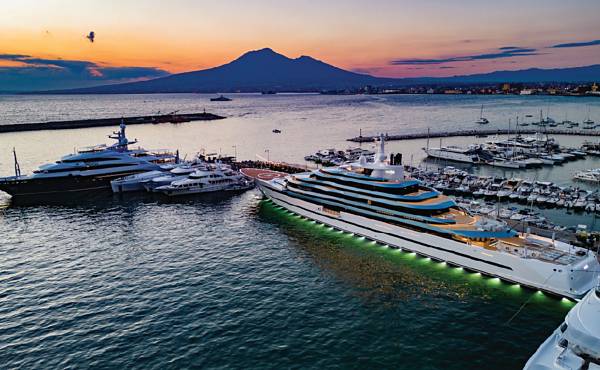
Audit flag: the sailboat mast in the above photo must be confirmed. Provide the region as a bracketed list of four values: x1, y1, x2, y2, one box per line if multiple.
[13, 147, 21, 177]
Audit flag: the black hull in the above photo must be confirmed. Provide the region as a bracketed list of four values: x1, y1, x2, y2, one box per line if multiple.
[0, 171, 142, 198]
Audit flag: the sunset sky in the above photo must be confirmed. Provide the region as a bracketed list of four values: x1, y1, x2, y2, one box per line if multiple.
[1, 0, 599, 90]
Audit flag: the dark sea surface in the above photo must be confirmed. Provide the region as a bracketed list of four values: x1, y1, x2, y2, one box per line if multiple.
[0, 93, 598, 369]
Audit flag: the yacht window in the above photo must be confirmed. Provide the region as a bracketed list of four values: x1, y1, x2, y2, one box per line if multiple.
[558, 338, 568, 348]
[559, 322, 568, 333]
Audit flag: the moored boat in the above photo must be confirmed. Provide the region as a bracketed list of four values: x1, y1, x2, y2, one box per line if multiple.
[0, 121, 176, 198]
[245, 135, 599, 299]
[524, 282, 600, 370]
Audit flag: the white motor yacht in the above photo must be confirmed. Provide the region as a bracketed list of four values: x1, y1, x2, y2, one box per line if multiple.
[243, 135, 599, 299]
[156, 163, 254, 196]
[142, 161, 209, 192]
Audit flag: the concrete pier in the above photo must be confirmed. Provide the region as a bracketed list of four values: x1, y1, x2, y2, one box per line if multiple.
[348, 128, 600, 142]
[0, 112, 225, 134]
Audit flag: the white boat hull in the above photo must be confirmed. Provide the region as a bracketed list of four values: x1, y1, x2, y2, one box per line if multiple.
[158, 182, 254, 196]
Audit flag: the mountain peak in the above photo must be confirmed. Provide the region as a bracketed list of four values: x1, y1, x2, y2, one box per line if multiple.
[296, 55, 318, 62]
[234, 47, 288, 62]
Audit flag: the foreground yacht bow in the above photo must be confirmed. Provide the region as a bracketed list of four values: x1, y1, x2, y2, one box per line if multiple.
[524, 282, 600, 369]
[0, 121, 175, 198]
[244, 135, 599, 299]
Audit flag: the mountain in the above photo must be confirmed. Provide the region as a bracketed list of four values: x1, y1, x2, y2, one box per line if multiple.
[42, 48, 600, 94]
[52, 48, 393, 94]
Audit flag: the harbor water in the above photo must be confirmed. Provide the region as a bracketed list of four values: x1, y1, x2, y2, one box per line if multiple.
[0, 93, 599, 369]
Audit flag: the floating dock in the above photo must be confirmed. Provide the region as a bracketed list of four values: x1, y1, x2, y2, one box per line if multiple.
[348, 128, 600, 142]
[0, 112, 226, 134]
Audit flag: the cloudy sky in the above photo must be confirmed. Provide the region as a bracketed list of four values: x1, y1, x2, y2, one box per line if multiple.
[1, 0, 599, 90]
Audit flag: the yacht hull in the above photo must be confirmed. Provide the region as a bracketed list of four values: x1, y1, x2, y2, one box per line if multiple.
[158, 182, 254, 196]
[257, 181, 597, 300]
[0, 171, 144, 198]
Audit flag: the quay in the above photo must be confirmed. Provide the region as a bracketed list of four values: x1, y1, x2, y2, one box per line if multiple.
[348, 128, 600, 142]
[234, 160, 312, 174]
[0, 111, 225, 134]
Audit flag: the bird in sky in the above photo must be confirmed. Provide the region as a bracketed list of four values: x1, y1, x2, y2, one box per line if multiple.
[86, 31, 95, 43]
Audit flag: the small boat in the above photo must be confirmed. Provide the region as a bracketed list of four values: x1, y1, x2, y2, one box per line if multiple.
[585, 202, 595, 212]
[210, 95, 232, 102]
[476, 105, 489, 124]
[272, 129, 282, 133]
[574, 199, 587, 210]
[573, 169, 600, 183]
[472, 189, 485, 197]
[584, 105, 594, 125]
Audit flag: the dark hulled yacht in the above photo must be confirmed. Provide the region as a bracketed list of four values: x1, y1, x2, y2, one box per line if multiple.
[0, 121, 175, 198]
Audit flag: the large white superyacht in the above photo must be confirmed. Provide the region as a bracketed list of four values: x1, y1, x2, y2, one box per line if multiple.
[242, 135, 599, 300]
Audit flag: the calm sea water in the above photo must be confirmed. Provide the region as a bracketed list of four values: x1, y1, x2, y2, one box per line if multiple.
[0, 94, 598, 369]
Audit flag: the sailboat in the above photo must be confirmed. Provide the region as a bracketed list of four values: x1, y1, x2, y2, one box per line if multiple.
[542, 105, 555, 125]
[584, 106, 595, 125]
[476, 105, 489, 124]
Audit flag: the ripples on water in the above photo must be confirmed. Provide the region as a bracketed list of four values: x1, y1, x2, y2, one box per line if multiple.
[0, 190, 574, 369]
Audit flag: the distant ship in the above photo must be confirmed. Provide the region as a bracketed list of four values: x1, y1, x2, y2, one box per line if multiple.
[210, 95, 232, 102]
[272, 129, 282, 133]
[262, 91, 277, 95]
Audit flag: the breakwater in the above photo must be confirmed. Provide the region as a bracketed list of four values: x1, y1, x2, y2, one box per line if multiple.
[348, 128, 600, 142]
[0, 112, 225, 133]
[234, 160, 312, 174]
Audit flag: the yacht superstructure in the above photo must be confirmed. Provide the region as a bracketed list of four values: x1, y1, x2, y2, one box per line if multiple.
[0, 122, 175, 198]
[244, 135, 599, 299]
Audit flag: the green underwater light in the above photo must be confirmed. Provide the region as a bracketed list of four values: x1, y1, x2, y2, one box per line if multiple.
[261, 200, 572, 303]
